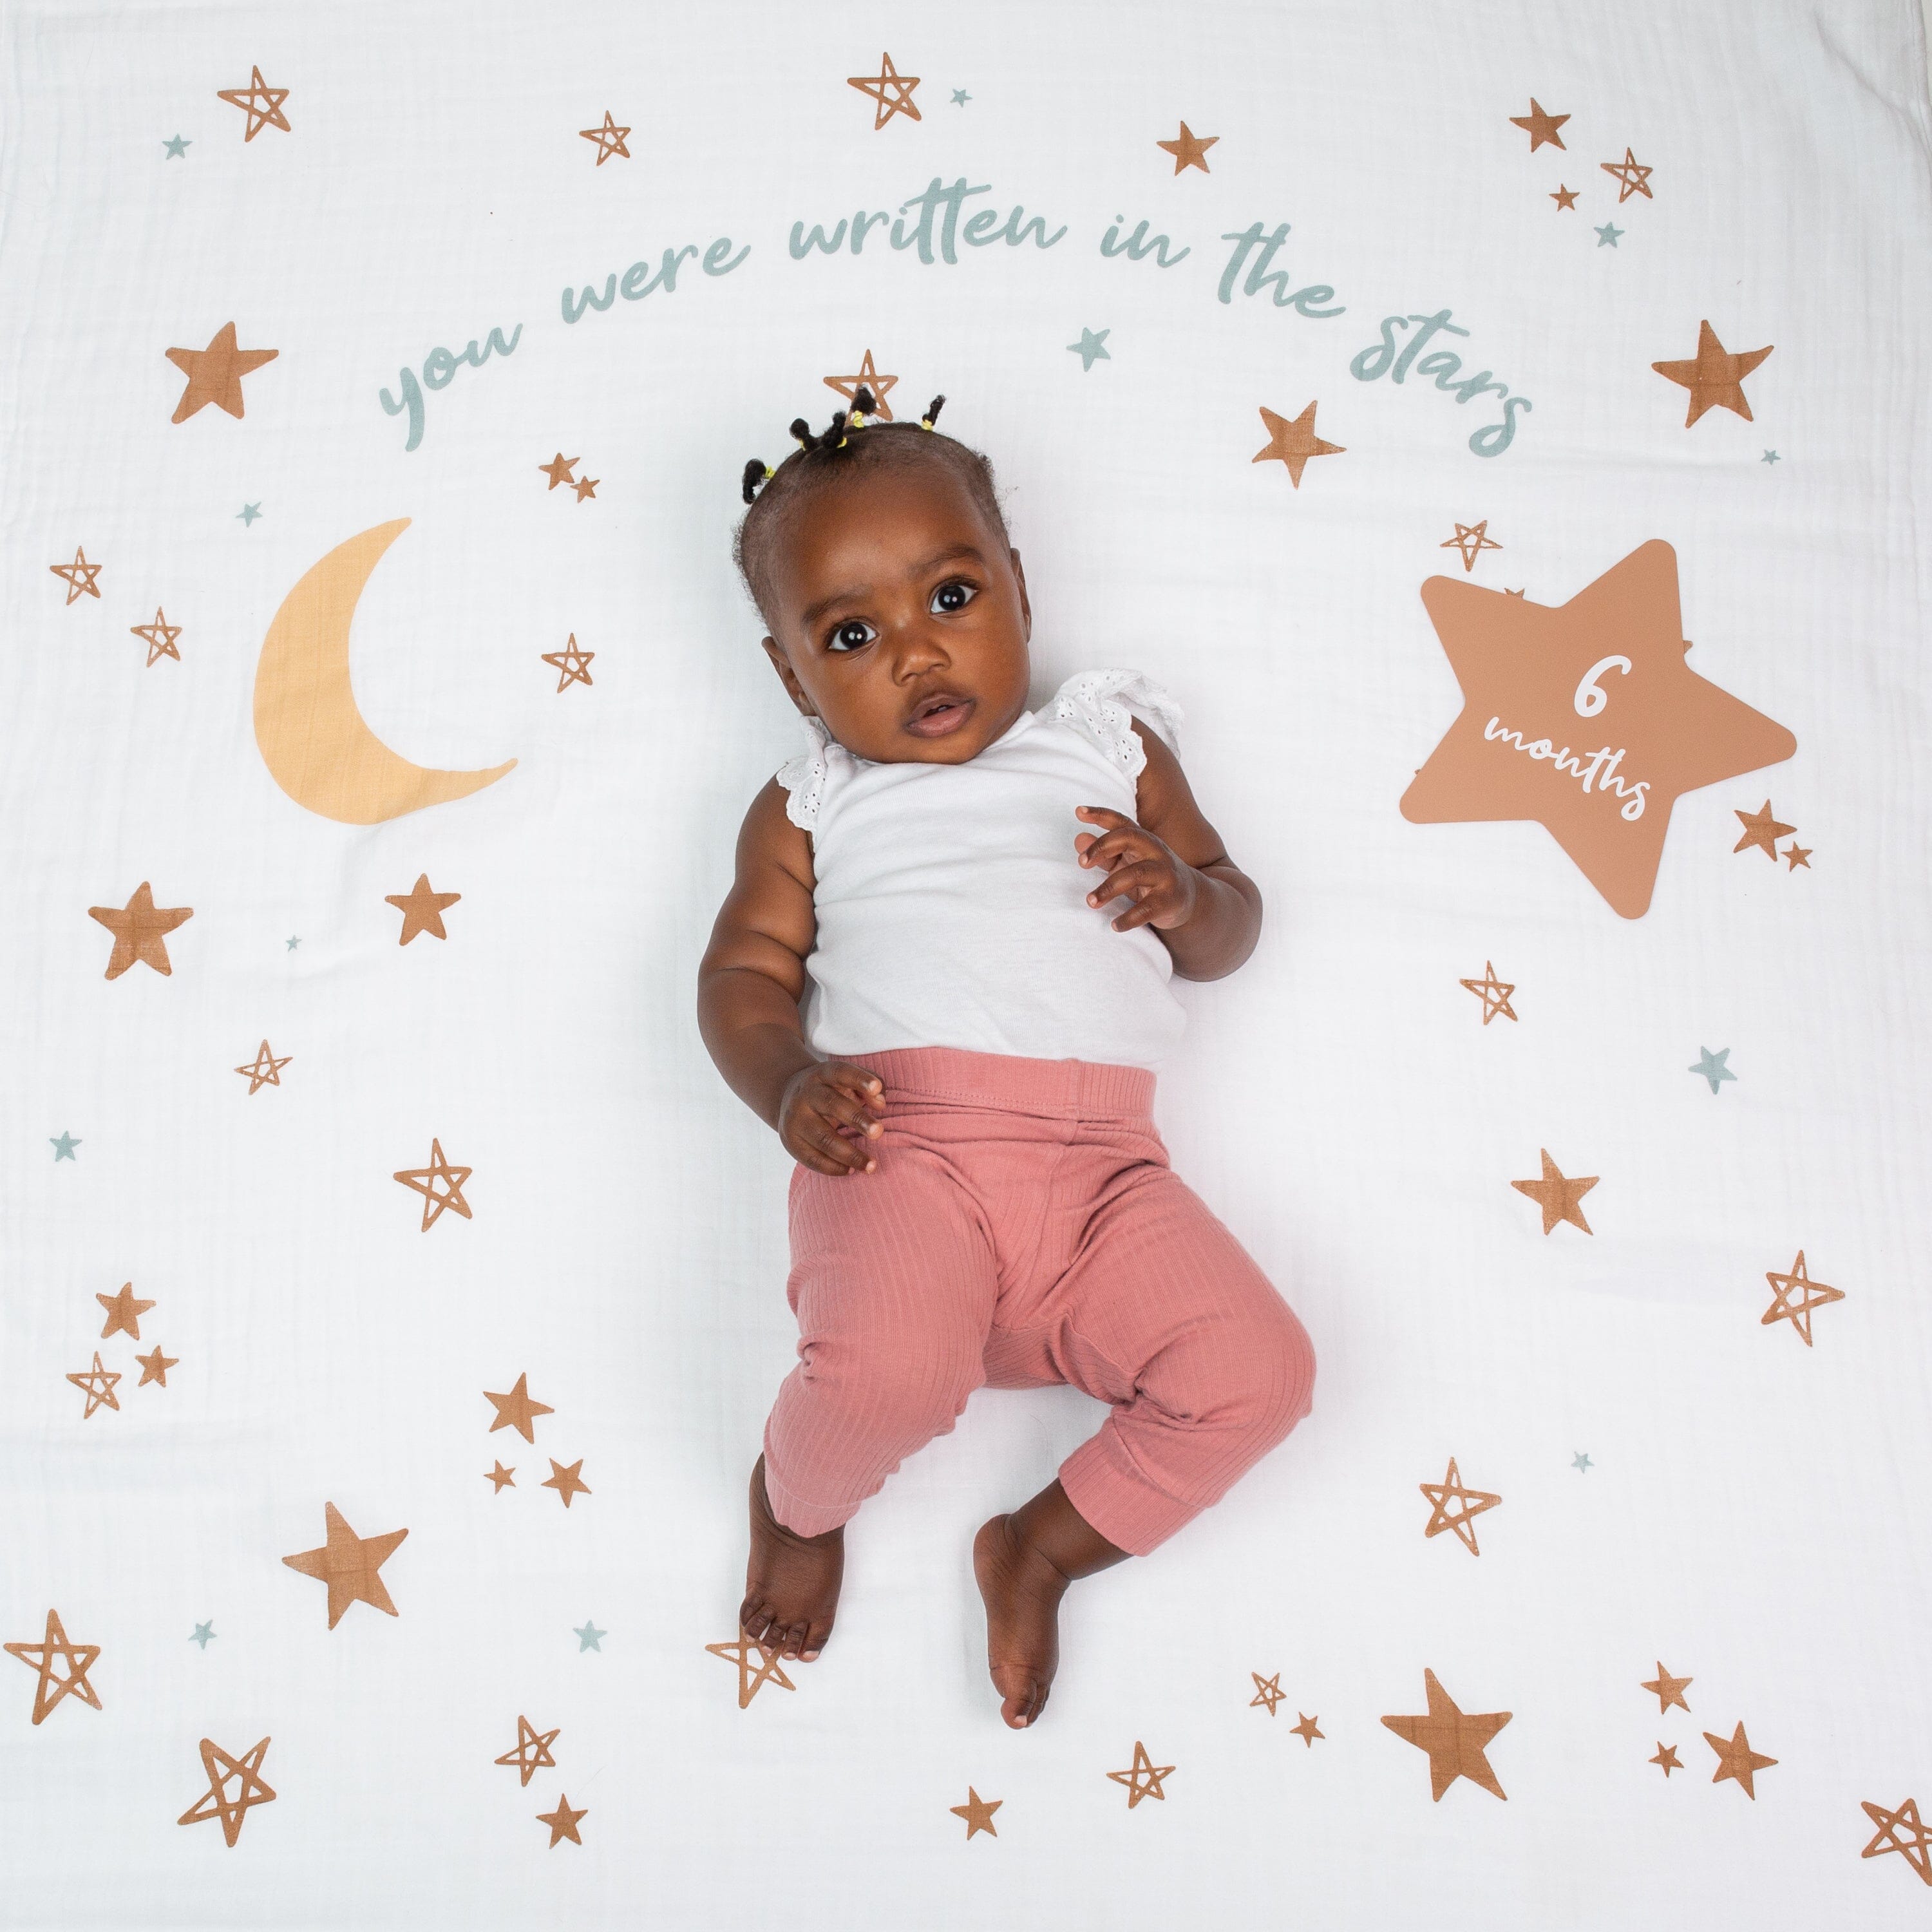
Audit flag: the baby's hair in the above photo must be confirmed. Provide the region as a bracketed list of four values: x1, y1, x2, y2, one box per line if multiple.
[732, 386, 1010, 636]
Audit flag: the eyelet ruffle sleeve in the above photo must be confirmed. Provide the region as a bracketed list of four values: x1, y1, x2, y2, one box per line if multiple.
[1045, 668, 1185, 779]
[774, 713, 834, 830]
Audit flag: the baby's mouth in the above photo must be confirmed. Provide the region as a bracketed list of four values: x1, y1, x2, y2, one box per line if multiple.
[904, 694, 975, 737]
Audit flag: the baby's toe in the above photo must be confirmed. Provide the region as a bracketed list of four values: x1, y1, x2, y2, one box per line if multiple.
[800, 1618, 833, 1660]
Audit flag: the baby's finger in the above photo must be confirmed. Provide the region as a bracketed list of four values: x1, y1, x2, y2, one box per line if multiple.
[806, 1113, 877, 1175]
[828, 1065, 888, 1115]
[819, 1087, 886, 1142]
[1088, 858, 1158, 907]
[790, 1119, 868, 1176]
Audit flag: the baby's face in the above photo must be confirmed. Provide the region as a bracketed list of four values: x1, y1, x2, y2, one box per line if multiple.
[760, 467, 1033, 764]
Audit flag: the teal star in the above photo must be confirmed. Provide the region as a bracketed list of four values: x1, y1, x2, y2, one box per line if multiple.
[238, 502, 262, 526]
[1761, 450, 1780, 465]
[285, 935, 301, 950]
[49, 1132, 81, 1161]
[574, 1620, 605, 1652]
[1068, 327, 1111, 372]
[191, 1621, 216, 1648]
[1595, 222, 1623, 247]
[951, 88, 970, 106]
[1571, 1452, 1592, 1472]
[1689, 1046, 1736, 1095]
[162, 135, 191, 158]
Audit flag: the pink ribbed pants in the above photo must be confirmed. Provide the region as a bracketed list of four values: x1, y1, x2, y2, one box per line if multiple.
[761, 1046, 1317, 1557]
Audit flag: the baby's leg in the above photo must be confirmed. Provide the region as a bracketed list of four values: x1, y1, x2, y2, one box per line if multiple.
[742, 1146, 998, 1659]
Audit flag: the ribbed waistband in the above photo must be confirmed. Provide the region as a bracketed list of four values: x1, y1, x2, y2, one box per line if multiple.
[846, 1045, 1156, 1121]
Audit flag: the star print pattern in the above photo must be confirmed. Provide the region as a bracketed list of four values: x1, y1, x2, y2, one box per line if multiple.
[1511, 1150, 1597, 1235]
[386, 875, 462, 942]
[1600, 147, 1654, 200]
[281, 1502, 409, 1628]
[1761, 1251, 1844, 1346]
[1732, 800, 1795, 858]
[537, 1794, 587, 1846]
[578, 110, 630, 164]
[50, 546, 102, 602]
[1381, 1669, 1511, 1801]
[66, 1352, 122, 1418]
[96, 1283, 154, 1340]
[1509, 99, 1569, 150]
[235, 1040, 294, 1092]
[129, 608, 182, 665]
[1419, 1456, 1502, 1555]
[1249, 1671, 1286, 1715]
[178, 1736, 276, 1845]
[542, 635, 595, 690]
[88, 882, 193, 978]
[846, 53, 920, 128]
[950, 1788, 1001, 1838]
[1440, 519, 1502, 571]
[135, 1345, 177, 1387]
[1106, 1739, 1176, 1806]
[495, 1716, 560, 1786]
[825, 350, 898, 418]
[164, 321, 278, 422]
[1156, 121, 1217, 173]
[1653, 321, 1774, 427]
[1642, 1663, 1693, 1712]
[1860, 1797, 1932, 1885]
[5, 1610, 102, 1724]
[1252, 401, 1345, 487]
[1459, 961, 1517, 1024]
[216, 66, 290, 140]
[484, 1374, 553, 1443]
[1704, 1721, 1777, 1797]
[393, 1139, 473, 1229]
[706, 1633, 795, 1707]
[541, 1459, 591, 1508]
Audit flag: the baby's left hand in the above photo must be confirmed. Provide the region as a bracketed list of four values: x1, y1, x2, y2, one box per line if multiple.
[1074, 806, 1200, 932]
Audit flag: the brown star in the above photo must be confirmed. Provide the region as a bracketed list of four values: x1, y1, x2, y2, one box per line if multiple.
[1156, 120, 1217, 173]
[826, 350, 900, 419]
[1399, 541, 1798, 918]
[706, 1633, 797, 1707]
[578, 110, 630, 164]
[1641, 1662, 1693, 1714]
[1653, 321, 1774, 428]
[1705, 1721, 1777, 1798]
[1732, 800, 1795, 859]
[178, 1736, 276, 1846]
[135, 1345, 178, 1387]
[66, 1352, 122, 1419]
[1783, 842, 1813, 870]
[1549, 185, 1579, 211]
[89, 881, 193, 978]
[1249, 1670, 1286, 1715]
[1510, 99, 1569, 151]
[486, 1375, 554, 1443]
[542, 1459, 592, 1509]
[1252, 401, 1345, 488]
[1381, 1668, 1511, 1801]
[495, 1714, 560, 1786]
[486, 1462, 516, 1493]
[130, 608, 183, 665]
[1440, 519, 1502, 571]
[235, 1039, 294, 1093]
[1762, 1250, 1844, 1347]
[5, 1609, 103, 1725]
[216, 66, 290, 141]
[97, 1282, 156, 1340]
[538, 453, 579, 489]
[1600, 147, 1654, 201]
[1419, 1457, 1503, 1553]
[542, 634, 596, 690]
[572, 473, 600, 501]
[537, 1794, 587, 1846]
[950, 1786, 1002, 1839]
[1651, 1742, 1683, 1775]
[386, 874, 462, 943]
[281, 1501, 408, 1629]
[1459, 961, 1517, 1025]
[393, 1139, 473, 1230]
[1106, 1739, 1176, 1808]
[1511, 1150, 1596, 1235]
[1291, 1712, 1325, 1745]
[1860, 1796, 1932, 1885]
[165, 321, 278, 423]
[50, 546, 103, 602]
[847, 52, 921, 129]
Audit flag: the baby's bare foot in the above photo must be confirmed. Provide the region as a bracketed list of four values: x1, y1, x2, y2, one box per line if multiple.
[740, 1453, 844, 1661]
[972, 1513, 1071, 1728]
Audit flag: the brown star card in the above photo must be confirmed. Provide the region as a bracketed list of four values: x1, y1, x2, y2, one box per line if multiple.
[89, 881, 193, 977]
[6, 1610, 102, 1725]
[178, 1736, 276, 1845]
[281, 1501, 408, 1629]
[1399, 540, 1797, 918]
[1253, 402, 1344, 488]
[165, 322, 278, 423]
[706, 1634, 796, 1708]
[1381, 1668, 1511, 1801]
[1653, 321, 1773, 427]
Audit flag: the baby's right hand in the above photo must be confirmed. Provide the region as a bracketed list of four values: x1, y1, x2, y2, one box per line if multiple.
[779, 1059, 887, 1176]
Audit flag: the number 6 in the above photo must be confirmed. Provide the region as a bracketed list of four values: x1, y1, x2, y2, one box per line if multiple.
[1574, 654, 1632, 717]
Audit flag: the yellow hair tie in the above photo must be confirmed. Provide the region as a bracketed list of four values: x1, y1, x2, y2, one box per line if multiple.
[921, 417, 934, 431]
[761, 464, 774, 480]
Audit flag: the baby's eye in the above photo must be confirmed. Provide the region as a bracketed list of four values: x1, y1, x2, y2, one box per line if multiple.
[827, 619, 876, 653]
[932, 580, 976, 615]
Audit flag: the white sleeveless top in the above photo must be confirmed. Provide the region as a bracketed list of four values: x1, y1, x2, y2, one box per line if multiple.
[775, 668, 1189, 1071]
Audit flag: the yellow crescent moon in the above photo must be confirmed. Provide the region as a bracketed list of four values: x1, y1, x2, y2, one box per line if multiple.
[254, 518, 517, 824]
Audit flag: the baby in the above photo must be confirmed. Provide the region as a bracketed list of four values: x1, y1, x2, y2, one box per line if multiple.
[697, 388, 1317, 1729]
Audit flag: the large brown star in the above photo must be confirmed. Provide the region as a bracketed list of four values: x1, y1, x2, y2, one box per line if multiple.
[393, 1139, 473, 1229]
[281, 1501, 409, 1629]
[5, 1609, 102, 1725]
[847, 53, 921, 128]
[538, 1794, 587, 1846]
[1252, 402, 1345, 488]
[1642, 1662, 1693, 1713]
[165, 322, 278, 424]
[89, 881, 193, 978]
[216, 66, 290, 140]
[542, 1459, 592, 1508]
[1653, 321, 1772, 427]
[538, 453, 579, 489]
[1705, 1721, 1777, 1797]
[386, 874, 462, 943]
[1157, 121, 1217, 173]
[1419, 1456, 1503, 1554]
[484, 1372, 554, 1443]
[950, 1787, 1002, 1838]
[1511, 1150, 1597, 1235]
[1510, 99, 1569, 151]
[1399, 541, 1797, 918]
[1732, 800, 1795, 858]
[178, 1736, 276, 1846]
[1381, 1668, 1511, 1801]
[97, 1282, 155, 1340]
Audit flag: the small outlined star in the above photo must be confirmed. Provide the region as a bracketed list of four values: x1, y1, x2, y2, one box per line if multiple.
[1419, 1456, 1503, 1555]
[1511, 1150, 1597, 1235]
[163, 135, 191, 157]
[164, 321, 278, 422]
[847, 53, 922, 129]
[89, 881, 193, 978]
[538, 453, 578, 489]
[1459, 961, 1517, 1024]
[1732, 800, 1795, 859]
[1571, 1451, 1593, 1471]
[1859, 1796, 1932, 1884]
[1549, 185, 1578, 211]
[486, 1462, 516, 1492]
[950, 1787, 1001, 1838]
[1761, 450, 1780, 465]
[234, 1039, 293, 1092]
[542, 634, 596, 690]
[386, 873, 461, 942]
[1068, 327, 1112, 371]
[1762, 1250, 1844, 1347]
[571, 473, 599, 501]
[131, 608, 183, 666]
[1439, 519, 1502, 571]
[1249, 1671, 1287, 1715]
[1642, 1663, 1693, 1713]
[1595, 221, 1624, 247]
[1689, 1046, 1736, 1094]
[178, 1736, 276, 1844]
[5, 1609, 102, 1723]
[495, 1715, 560, 1786]
[216, 65, 290, 141]
[1251, 401, 1345, 488]
[97, 1283, 154, 1340]
[238, 502, 261, 524]
[1705, 1721, 1777, 1797]
[485, 1376, 553, 1442]
[1599, 147, 1653, 201]
[1156, 120, 1217, 173]
[578, 110, 630, 164]
[190, 1622, 215, 1649]
[1509, 99, 1569, 150]
[706, 1633, 795, 1706]
[66, 1352, 122, 1418]
[50, 1133, 81, 1160]
[826, 348, 900, 417]
[1653, 321, 1774, 428]
[135, 1346, 178, 1387]
[1106, 1739, 1177, 1806]
[951, 88, 971, 106]
[50, 546, 103, 602]
[1784, 842, 1812, 869]
[392, 1139, 473, 1230]
[574, 1620, 605, 1652]
[542, 1459, 592, 1508]
[537, 1795, 587, 1846]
